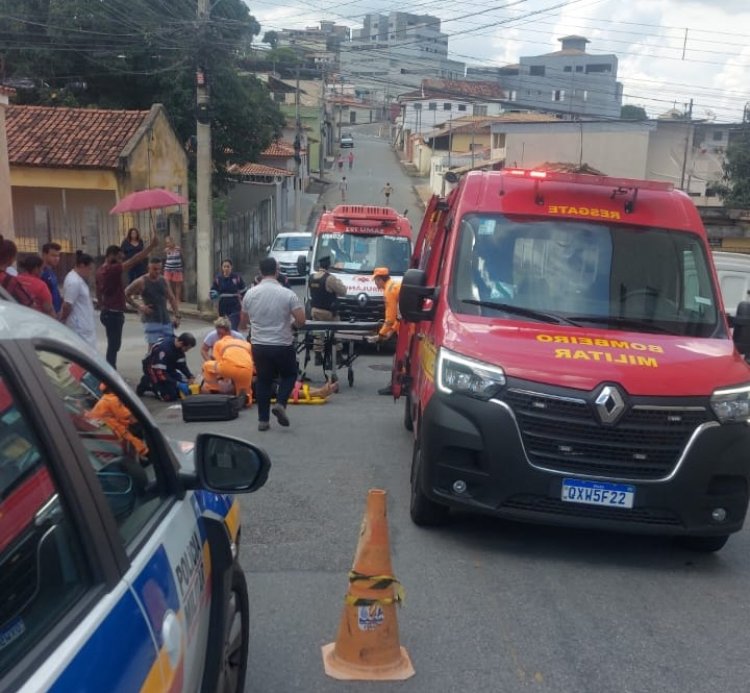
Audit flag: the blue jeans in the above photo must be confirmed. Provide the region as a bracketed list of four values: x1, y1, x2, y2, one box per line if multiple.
[144, 322, 174, 346]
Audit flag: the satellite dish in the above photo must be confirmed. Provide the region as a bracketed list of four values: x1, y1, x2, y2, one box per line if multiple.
[444, 171, 459, 184]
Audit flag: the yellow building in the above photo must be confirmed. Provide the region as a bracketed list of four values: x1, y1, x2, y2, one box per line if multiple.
[7, 103, 188, 256]
[0, 86, 14, 239]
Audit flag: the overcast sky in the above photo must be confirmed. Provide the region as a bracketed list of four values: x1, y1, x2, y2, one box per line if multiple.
[248, 0, 750, 122]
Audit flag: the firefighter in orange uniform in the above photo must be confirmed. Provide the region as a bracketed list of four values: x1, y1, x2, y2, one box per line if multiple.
[202, 316, 254, 402]
[367, 266, 401, 395]
[87, 388, 149, 457]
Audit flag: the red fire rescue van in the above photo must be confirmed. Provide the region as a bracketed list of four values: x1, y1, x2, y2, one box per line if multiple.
[395, 168, 750, 552]
[299, 205, 413, 322]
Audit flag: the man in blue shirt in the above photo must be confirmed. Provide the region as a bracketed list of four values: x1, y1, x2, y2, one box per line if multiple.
[41, 242, 63, 315]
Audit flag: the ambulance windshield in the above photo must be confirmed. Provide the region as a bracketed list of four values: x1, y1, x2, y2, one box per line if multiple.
[315, 233, 410, 274]
[451, 213, 722, 337]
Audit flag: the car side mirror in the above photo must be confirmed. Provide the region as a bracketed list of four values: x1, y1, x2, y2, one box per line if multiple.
[265, 245, 271, 253]
[297, 254, 308, 277]
[191, 434, 271, 493]
[399, 268, 437, 322]
[732, 301, 750, 356]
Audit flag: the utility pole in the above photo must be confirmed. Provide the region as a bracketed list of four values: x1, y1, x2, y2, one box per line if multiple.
[337, 75, 343, 143]
[294, 55, 302, 230]
[196, 0, 213, 310]
[679, 98, 694, 191]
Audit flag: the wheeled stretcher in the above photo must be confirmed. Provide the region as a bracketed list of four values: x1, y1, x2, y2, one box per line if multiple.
[295, 321, 380, 386]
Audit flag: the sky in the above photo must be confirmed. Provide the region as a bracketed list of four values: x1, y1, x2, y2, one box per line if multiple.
[247, 0, 750, 123]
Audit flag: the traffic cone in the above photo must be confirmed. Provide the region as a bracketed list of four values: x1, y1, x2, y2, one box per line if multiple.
[322, 489, 415, 681]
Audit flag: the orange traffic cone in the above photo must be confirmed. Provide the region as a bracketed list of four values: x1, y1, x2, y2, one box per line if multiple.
[322, 489, 415, 681]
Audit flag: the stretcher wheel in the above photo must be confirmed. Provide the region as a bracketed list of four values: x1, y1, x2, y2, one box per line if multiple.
[348, 368, 354, 387]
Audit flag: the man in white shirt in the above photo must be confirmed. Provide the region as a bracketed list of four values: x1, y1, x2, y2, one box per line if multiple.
[240, 257, 305, 431]
[61, 251, 97, 352]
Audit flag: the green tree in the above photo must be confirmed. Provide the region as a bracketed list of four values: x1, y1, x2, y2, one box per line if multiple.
[262, 30, 279, 49]
[717, 129, 750, 209]
[0, 0, 281, 192]
[620, 105, 648, 120]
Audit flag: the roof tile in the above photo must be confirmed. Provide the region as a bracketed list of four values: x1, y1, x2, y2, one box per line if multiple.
[6, 105, 149, 169]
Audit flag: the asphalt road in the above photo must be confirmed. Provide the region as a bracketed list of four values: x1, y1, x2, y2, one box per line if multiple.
[111, 127, 750, 693]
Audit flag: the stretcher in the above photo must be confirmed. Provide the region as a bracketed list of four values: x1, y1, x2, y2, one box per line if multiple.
[295, 321, 381, 387]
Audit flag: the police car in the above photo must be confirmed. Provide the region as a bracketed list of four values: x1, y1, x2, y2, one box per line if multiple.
[0, 302, 270, 691]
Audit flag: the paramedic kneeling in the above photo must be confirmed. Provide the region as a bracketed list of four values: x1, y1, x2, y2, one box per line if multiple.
[137, 332, 196, 401]
[367, 266, 400, 395]
[202, 316, 254, 401]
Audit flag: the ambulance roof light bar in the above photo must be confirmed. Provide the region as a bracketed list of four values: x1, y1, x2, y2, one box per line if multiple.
[501, 168, 674, 213]
[502, 168, 674, 192]
[332, 205, 401, 224]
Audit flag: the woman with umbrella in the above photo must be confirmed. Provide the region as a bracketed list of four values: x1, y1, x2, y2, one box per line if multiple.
[210, 259, 246, 330]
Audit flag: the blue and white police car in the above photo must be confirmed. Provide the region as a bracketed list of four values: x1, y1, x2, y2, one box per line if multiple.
[0, 302, 270, 692]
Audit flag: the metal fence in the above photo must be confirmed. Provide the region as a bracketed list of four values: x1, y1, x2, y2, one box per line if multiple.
[212, 199, 275, 277]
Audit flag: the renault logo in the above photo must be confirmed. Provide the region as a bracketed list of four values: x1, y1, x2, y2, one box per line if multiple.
[594, 385, 625, 424]
[357, 293, 368, 307]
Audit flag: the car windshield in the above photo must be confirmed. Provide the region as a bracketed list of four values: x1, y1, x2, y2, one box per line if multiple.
[450, 213, 722, 338]
[314, 232, 411, 274]
[272, 235, 310, 252]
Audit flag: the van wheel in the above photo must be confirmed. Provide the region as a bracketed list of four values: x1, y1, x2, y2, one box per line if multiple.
[410, 440, 449, 526]
[675, 535, 729, 553]
[403, 393, 413, 432]
[217, 565, 250, 693]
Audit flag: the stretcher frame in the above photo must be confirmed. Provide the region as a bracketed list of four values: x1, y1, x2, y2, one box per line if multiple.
[295, 321, 380, 387]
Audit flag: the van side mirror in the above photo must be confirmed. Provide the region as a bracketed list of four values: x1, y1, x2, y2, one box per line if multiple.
[732, 301, 750, 356]
[265, 245, 271, 253]
[297, 255, 308, 276]
[399, 268, 436, 322]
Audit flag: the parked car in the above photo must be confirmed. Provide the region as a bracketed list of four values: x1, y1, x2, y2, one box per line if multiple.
[340, 133, 354, 148]
[0, 302, 270, 692]
[267, 231, 312, 281]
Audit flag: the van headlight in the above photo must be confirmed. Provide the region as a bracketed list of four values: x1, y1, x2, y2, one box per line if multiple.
[437, 348, 505, 400]
[710, 384, 750, 423]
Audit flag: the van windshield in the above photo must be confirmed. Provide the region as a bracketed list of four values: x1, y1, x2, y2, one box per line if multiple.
[272, 235, 311, 252]
[450, 214, 723, 337]
[314, 233, 411, 274]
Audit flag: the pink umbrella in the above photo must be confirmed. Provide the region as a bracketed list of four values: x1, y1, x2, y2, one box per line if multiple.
[110, 188, 188, 214]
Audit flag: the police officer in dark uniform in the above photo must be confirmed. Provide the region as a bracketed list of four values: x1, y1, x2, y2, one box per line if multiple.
[308, 256, 347, 365]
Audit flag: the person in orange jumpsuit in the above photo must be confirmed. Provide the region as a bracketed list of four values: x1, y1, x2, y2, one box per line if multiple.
[367, 266, 401, 395]
[87, 388, 149, 458]
[202, 316, 254, 402]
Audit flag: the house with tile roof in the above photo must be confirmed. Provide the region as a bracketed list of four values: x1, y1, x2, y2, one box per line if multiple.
[7, 103, 188, 256]
[225, 161, 296, 234]
[0, 87, 14, 240]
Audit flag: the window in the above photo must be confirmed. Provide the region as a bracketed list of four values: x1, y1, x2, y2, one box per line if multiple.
[564, 66, 572, 72]
[492, 133, 506, 149]
[586, 63, 612, 74]
[713, 131, 724, 142]
[553, 90, 565, 102]
[428, 102, 437, 110]
[457, 104, 467, 112]
[0, 375, 90, 678]
[472, 105, 488, 116]
[529, 65, 545, 76]
[413, 103, 422, 110]
[444, 103, 452, 111]
[35, 351, 166, 546]
[575, 65, 583, 72]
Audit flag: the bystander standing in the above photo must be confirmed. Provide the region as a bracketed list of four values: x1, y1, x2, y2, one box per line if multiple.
[239, 257, 305, 431]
